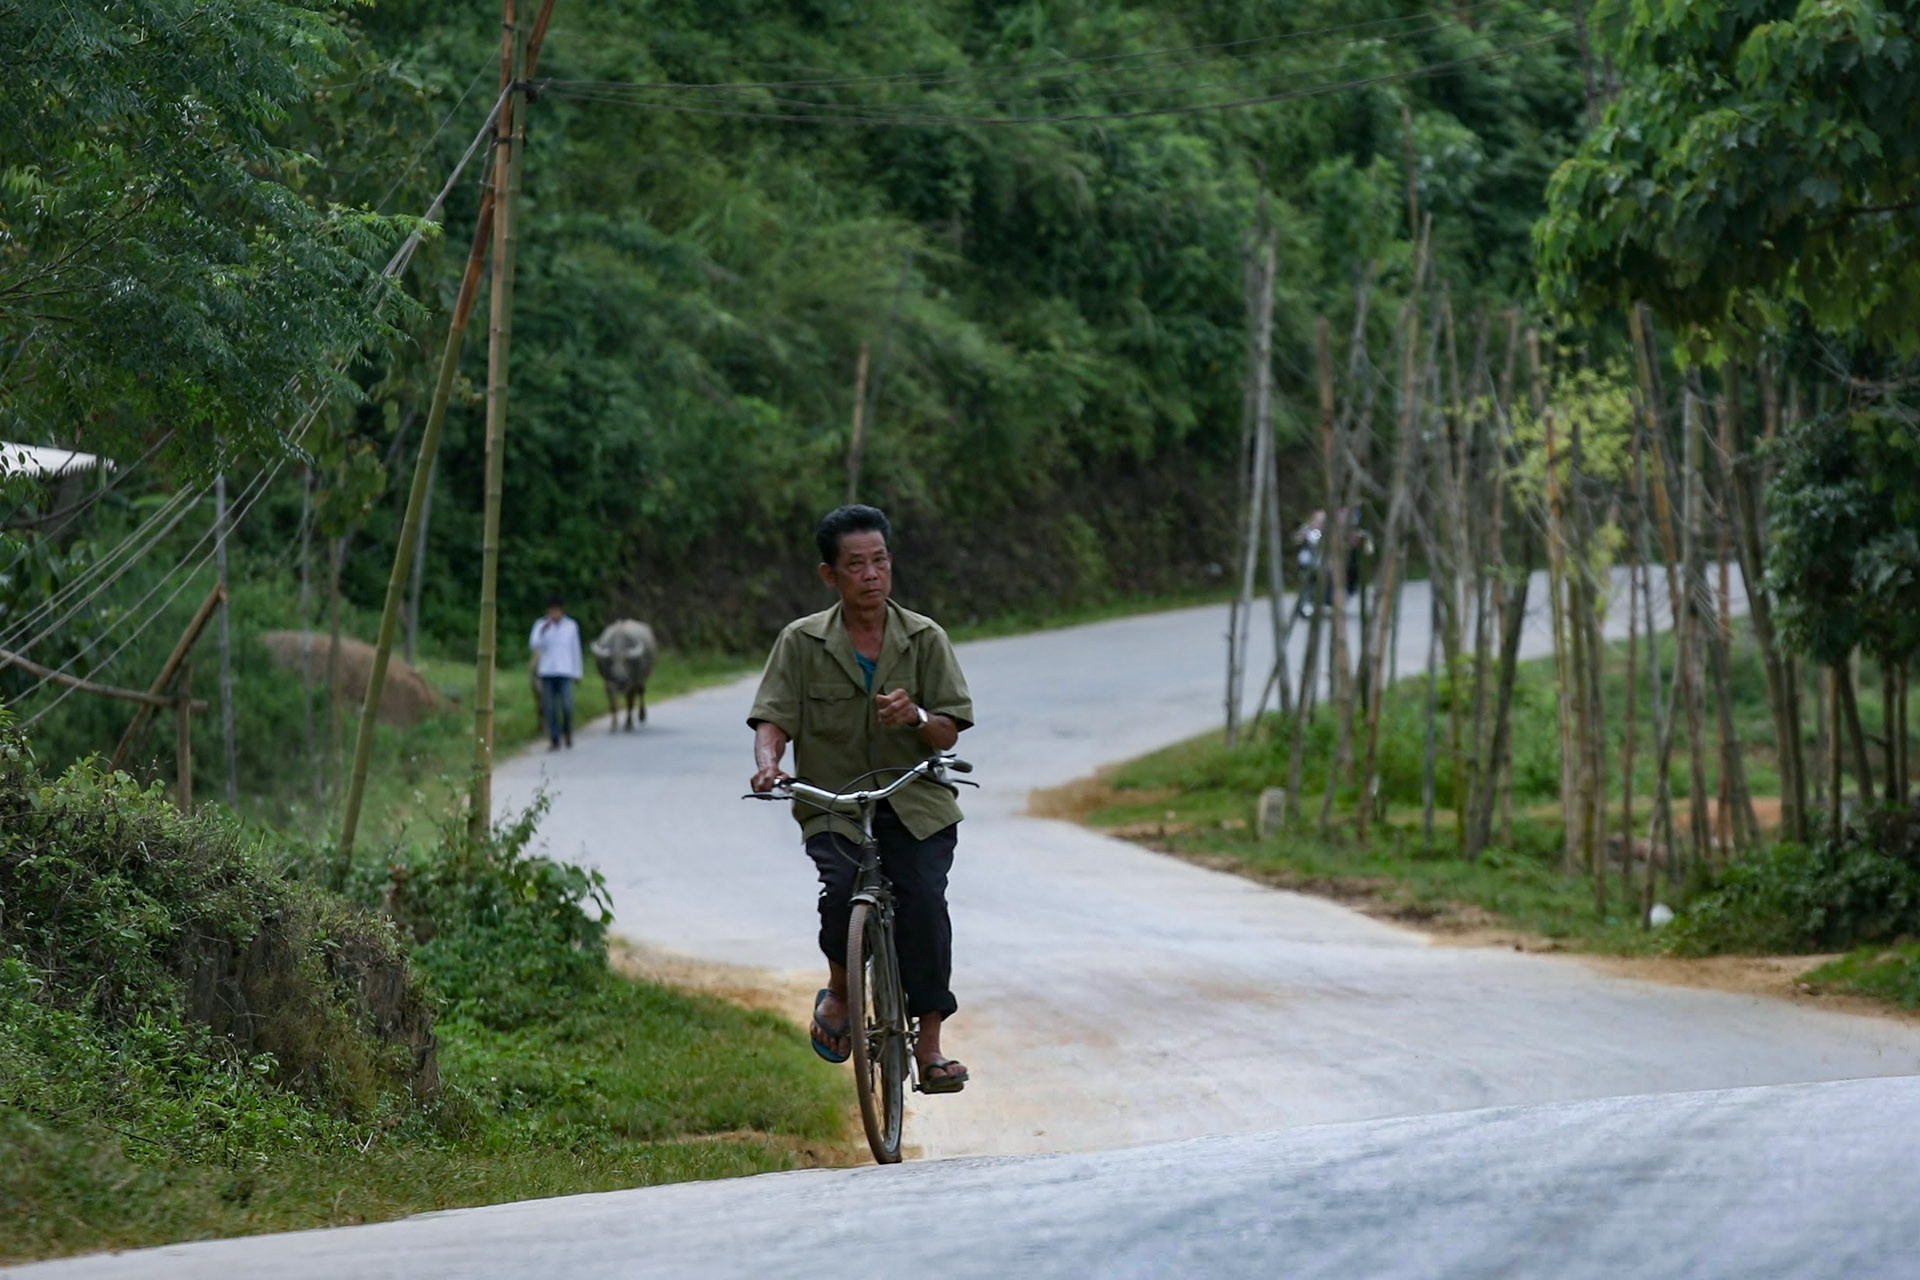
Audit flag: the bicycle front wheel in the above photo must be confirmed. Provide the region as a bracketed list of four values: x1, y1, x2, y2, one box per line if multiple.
[846, 900, 907, 1163]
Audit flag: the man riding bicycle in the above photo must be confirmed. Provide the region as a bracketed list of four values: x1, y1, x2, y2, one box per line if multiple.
[747, 504, 976, 1093]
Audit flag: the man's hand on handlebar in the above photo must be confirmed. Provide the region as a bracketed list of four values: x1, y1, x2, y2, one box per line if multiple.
[751, 721, 792, 794]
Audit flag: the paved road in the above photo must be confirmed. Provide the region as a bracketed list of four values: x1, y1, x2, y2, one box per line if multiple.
[24, 573, 1920, 1277]
[28, 1077, 1920, 1278]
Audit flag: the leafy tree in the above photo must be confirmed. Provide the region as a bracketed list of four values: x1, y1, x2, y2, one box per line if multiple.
[0, 0, 417, 474]
[1769, 405, 1920, 668]
[1535, 0, 1920, 352]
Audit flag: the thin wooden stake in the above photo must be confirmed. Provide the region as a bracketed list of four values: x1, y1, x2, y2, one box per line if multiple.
[469, 6, 530, 841]
[175, 662, 193, 814]
[214, 470, 237, 808]
[845, 342, 871, 505]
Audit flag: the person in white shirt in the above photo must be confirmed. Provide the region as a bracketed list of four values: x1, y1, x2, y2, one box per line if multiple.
[529, 594, 583, 750]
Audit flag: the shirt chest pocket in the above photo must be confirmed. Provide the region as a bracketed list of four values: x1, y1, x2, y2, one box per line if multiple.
[805, 681, 867, 733]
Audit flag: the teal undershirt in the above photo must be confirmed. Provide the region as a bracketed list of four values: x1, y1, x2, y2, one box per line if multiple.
[854, 651, 876, 692]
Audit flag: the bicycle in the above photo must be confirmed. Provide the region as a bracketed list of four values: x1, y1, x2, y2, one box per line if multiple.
[745, 751, 975, 1164]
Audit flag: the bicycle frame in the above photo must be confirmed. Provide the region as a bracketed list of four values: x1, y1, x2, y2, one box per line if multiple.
[752, 752, 974, 1111]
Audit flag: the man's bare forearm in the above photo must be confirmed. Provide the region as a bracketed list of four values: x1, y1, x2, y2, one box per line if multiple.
[916, 713, 959, 752]
[752, 721, 790, 791]
[755, 722, 788, 770]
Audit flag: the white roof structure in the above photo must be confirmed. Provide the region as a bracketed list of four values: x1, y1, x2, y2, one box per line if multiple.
[0, 442, 116, 478]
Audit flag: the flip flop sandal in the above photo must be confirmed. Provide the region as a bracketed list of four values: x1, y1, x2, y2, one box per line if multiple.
[809, 988, 850, 1064]
[916, 1058, 969, 1094]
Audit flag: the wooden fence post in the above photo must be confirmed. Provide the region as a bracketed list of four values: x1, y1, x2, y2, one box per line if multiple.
[175, 662, 193, 814]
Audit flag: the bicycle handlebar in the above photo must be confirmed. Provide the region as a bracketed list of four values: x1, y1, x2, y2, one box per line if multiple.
[743, 752, 973, 812]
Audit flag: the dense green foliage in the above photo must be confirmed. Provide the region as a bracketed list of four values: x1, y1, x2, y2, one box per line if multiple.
[1672, 802, 1920, 954]
[0, 723, 428, 1163]
[1537, 0, 1920, 352]
[294, 0, 1590, 648]
[1, 0, 414, 473]
[1767, 403, 1920, 668]
[382, 795, 614, 1028]
[0, 725, 840, 1262]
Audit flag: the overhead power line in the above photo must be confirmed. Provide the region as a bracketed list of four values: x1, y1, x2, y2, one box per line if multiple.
[542, 32, 1572, 129]
[3, 74, 509, 719]
[578, 0, 1527, 95]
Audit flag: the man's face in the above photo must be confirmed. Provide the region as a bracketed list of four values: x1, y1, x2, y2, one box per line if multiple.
[821, 530, 892, 610]
[546, 604, 564, 622]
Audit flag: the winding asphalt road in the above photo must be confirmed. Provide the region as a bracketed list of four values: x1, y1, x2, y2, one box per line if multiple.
[23, 574, 1920, 1278]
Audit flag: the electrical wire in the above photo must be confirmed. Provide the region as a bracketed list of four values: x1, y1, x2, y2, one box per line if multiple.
[543, 35, 1569, 129]
[3, 80, 505, 697]
[12, 439, 305, 728]
[0, 486, 203, 654]
[373, 63, 492, 216]
[560, 10, 1521, 119]
[568, 0, 1528, 96]
[8, 459, 280, 714]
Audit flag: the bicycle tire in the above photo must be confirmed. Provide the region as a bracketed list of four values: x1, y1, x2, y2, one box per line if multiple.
[847, 901, 906, 1163]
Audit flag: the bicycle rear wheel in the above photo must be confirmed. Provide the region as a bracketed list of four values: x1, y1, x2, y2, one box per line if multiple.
[846, 900, 907, 1163]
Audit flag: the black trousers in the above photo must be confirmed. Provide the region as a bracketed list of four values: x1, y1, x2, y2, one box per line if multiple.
[806, 804, 958, 1020]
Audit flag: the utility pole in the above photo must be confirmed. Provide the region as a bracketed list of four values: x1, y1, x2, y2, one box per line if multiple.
[1227, 228, 1276, 746]
[845, 343, 870, 504]
[469, 1, 528, 841]
[406, 461, 433, 667]
[337, 0, 556, 870]
[214, 468, 238, 808]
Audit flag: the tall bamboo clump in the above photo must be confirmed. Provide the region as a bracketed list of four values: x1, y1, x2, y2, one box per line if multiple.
[1231, 263, 1838, 926]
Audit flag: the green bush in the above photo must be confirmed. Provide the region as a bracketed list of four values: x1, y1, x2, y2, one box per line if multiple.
[1670, 803, 1920, 955]
[381, 795, 613, 1030]
[0, 720, 433, 1160]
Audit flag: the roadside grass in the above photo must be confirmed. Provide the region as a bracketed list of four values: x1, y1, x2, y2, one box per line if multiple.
[0, 736, 846, 1267]
[1075, 622, 1917, 962]
[4, 1113, 805, 1264]
[6, 969, 844, 1263]
[1804, 945, 1920, 1009]
[282, 647, 754, 848]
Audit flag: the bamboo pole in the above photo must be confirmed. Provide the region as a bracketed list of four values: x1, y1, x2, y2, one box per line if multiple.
[1840, 658, 1875, 809]
[0, 648, 205, 710]
[175, 662, 193, 814]
[1225, 239, 1261, 747]
[214, 470, 238, 808]
[1466, 538, 1533, 859]
[1354, 228, 1432, 843]
[326, 534, 344, 807]
[405, 461, 433, 668]
[1421, 556, 1441, 852]
[1629, 306, 1709, 874]
[1318, 287, 1378, 834]
[110, 583, 228, 771]
[1530, 331, 1579, 867]
[468, 7, 530, 842]
[1829, 666, 1846, 830]
[338, 0, 557, 864]
[1622, 457, 1641, 909]
[301, 466, 318, 808]
[844, 341, 871, 504]
[1260, 399, 1296, 725]
[1227, 232, 1277, 746]
[1736, 367, 1806, 841]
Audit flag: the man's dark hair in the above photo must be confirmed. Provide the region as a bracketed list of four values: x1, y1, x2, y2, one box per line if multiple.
[816, 504, 892, 566]
[546, 593, 565, 608]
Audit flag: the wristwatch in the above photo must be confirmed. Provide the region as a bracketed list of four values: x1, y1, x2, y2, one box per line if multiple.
[914, 704, 930, 728]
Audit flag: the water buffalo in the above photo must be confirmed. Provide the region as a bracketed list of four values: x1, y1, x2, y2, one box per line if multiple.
[591, 619, 657, 731]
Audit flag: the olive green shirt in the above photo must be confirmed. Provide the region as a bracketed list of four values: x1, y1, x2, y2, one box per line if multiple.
[748, 600, 975, 844]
